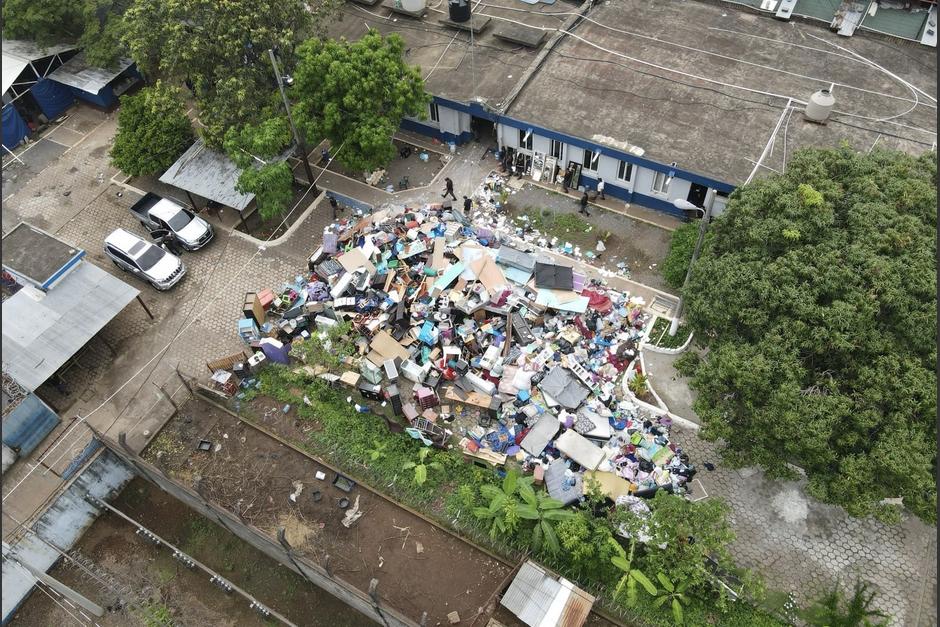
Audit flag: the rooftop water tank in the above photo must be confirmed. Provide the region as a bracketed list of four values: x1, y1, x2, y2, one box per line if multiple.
[804, 89, 835, 124]
[449, 0, 471, 22]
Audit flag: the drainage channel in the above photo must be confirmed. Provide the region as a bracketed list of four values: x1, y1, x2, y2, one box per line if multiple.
[84, 494, 298, 627]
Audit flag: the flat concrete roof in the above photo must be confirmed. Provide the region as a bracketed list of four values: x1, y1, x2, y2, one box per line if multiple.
[506, 0, 937, 185]
[1, 223, 83, 290]
[332, 0, 569, 108]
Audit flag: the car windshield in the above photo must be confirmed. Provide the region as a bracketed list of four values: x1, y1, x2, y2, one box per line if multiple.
[167, 208, 194, 231]
[136, 245, 166, 271]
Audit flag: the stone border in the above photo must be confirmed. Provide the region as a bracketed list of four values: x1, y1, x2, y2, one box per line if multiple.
[642, 318, 695, 355]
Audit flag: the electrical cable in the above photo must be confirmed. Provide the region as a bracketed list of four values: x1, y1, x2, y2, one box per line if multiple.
[8, 560, 94, 627]
[2, 141, 348, 505]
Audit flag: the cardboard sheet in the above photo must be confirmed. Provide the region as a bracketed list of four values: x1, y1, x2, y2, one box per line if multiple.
[555, 430, 606, 470]
[368, 330, 410, 363]
[469, 256, 507, 292]
[536, 289, 589, 312]
[502, 266, 533, 286]
[583, 470, 634, 500]
[337, 248, 376, 274]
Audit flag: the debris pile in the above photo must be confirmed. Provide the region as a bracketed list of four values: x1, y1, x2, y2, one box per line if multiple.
[220, 184, 696, 508]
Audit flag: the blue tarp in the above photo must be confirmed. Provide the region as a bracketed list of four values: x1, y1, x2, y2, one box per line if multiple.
[30, 77, 75, 120]
[2, 104, 30, 150]
[1, 393, 60, 457]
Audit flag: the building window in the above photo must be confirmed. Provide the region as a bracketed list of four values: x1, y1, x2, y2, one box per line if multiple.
[651, 171, 671, 195]
[583, 149, 598, 172]
[429, 102, 439, 123]
[519, 129, 533, 150]
[550, 139, 564, 160]
[617, 160, 633, 182]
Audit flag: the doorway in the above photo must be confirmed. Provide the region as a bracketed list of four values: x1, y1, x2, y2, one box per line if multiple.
[687, 183, 708, 208]
[471, 116, 496, 145]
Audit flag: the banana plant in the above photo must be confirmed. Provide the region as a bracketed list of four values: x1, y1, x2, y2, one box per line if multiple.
[652, 572, 691, 625]
[516, 483, 576, 555]
[366, 438, 389, 461]
[611, 539, 658, 609]
[402, 447, 442, 485]
[473, 470, 529, 539]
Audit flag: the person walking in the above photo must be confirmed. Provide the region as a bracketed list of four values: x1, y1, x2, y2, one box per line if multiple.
[442, 177, 457, 200]
[328, 193, 340, 219]
[597, 177, 606, 200]
[579, 192, 590, 216]
[463, 195, 472, 214]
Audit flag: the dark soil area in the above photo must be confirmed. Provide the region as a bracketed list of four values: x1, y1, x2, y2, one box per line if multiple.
[235, 182, 321, 239]
[144, 396, 512, 626]
[505, 184, 673, 291]
[326, 139, 446, 191]
[9, 476, 367, 627]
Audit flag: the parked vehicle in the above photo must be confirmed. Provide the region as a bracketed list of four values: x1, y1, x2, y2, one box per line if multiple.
[129, 192, 213, 251]
[104, 228, 186, 291]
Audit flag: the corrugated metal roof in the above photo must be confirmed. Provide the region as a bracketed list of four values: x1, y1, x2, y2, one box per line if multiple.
[47, 52, 134, 94]
[1, 261, 138, 391]
[2, 40, 76, 94]
[501, 561, 559, 627]
[501, 561, 595, 627]
[159, 139, 255, 211]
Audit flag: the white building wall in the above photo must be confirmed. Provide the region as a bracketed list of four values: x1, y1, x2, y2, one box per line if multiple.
[438, 106, 461, 136]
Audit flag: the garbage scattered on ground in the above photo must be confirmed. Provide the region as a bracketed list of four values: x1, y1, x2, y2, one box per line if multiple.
[210, 173, 695, 521]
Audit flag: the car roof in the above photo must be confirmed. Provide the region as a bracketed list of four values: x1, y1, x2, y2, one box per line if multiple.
[105, 228, 157, 259]
[148, 197, 187, 222]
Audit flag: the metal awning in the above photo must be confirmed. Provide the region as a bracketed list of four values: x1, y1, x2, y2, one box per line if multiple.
[46, 52, 134, 94]
[159, 139, 255, 211]
[1, 261, 139, 391]
[1, 40, 76, 95]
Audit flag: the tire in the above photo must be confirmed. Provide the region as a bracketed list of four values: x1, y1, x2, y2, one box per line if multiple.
[112, 259, 127, 272]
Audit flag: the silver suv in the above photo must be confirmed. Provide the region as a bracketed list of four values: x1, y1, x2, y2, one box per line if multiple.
[104, 228, 186, 291]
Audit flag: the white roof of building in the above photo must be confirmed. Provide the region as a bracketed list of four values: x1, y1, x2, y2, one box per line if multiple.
[1, 39, 76, 94]
[1, 261, 139, 391]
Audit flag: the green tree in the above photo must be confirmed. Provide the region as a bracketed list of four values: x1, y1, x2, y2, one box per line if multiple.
[662, 221, 700, 290]
[681, 147, 937, 524]
[224, 117, 296, 221]
[556, 512, 621, 583]
[293, 30, 431, 173]
[614, 491, 737, 596]
[611, 538, 657, 608]
[2, 0, 129, 67]
[800, 580, 889, 627]
[110, 82, 194, 177]
[122, 0, 339, 148]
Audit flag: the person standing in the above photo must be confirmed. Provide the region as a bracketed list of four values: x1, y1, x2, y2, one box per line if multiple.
[463, 195, 472, 214]
[442, 177, 457, 200]
[579, 192, 590, 217]
[597, 178, 606, 200]
[558, 167, 569, 194]
[328, 193, 339, 219]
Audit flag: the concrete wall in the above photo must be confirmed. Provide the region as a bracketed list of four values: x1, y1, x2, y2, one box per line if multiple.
[96, 433, 417, 627]
[2, 449, 134, 624]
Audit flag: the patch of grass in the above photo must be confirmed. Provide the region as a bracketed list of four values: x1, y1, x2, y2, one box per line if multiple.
[648, 317, 693, 349]
[517, 207, 593, 240]
[181, 516, 215, 554]
[138, 601, 173, 627]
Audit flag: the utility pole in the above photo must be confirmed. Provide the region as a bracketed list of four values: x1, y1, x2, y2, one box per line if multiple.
[268, 49, 317, 192]
[669, 192, 714, 336]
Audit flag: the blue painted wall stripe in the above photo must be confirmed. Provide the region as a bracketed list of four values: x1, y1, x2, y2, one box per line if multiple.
[41, 250, 85, 290]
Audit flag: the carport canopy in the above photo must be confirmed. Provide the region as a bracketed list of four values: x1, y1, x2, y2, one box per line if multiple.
[159, 139, 256, 212]
[47, 52, 134, 95]
[2, 39, 76, 96]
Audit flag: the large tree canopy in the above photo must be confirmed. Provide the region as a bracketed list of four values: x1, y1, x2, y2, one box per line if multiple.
[110, 82, 194, 177]
[292, 30, 431, 173]
[679, 147, 937, 524]
[2, 0, 129, 67]
[122, 0, 339, 148]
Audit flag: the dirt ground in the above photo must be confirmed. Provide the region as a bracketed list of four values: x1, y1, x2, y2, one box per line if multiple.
[145, 396, 513, 626]
[326, 139, 446, 191]
[504, 184, 673, 291]
[8, 476, 368, 627]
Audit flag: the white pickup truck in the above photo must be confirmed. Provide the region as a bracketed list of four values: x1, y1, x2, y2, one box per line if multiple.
[130, 192, 213, 251]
